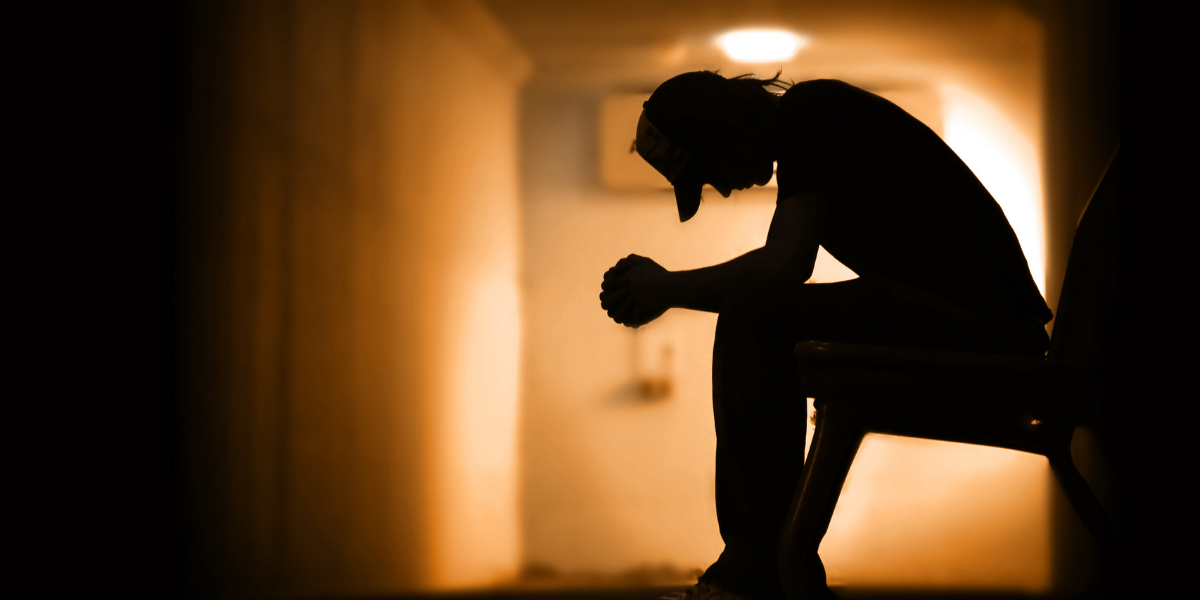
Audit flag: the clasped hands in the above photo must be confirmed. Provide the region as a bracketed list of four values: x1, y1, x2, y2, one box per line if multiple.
[599, 254, 670, 328]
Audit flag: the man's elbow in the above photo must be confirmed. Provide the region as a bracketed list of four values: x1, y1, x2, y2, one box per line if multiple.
[785, 264, 814, 285]
[760, 246, 814, 285]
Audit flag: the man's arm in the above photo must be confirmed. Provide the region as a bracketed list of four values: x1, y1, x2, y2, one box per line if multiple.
[600, 190, 827, 326]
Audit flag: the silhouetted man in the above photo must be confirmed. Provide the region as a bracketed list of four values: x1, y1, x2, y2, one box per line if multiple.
[599, 72, 1052, 600]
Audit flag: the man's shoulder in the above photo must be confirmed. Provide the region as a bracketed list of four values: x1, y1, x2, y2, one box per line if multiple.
[779, 79, 882, 130]
[777, 80, 874, 153]
[781, 79, 865, 103]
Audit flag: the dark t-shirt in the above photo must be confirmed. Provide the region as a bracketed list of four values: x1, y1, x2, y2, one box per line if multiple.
[776, 79, 1053, 324]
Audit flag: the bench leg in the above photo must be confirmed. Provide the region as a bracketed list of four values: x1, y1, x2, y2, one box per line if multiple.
[778, 399, 865, 600]
[1047, 433, 1117, 587]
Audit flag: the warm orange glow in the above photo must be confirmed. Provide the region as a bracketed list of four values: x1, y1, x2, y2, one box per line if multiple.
[431, 268, 524, 588]
[809, 246, 859, 283]
[820, 435, 1051, 593]
[716, 30, 808, 63]
[942, 83, 1046, 295]
[423, 14, 529, 585]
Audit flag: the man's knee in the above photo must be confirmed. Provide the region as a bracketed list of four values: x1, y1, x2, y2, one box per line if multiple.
[715, 283, 807, 351]
[717, 286, 778, 339]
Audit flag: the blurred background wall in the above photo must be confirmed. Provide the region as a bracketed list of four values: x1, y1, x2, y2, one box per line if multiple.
[174, 0, 1119, 597]
[177, 1, 529, 596]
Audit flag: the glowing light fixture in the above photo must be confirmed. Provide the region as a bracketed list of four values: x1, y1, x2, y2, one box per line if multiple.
[716, 30, 807, 63]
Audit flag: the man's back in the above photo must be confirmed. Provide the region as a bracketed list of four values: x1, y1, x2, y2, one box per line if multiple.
[776, 79, 1052, 328]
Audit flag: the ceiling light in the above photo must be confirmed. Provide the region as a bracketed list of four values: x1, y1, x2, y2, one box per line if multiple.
[716, 30, 807, 63]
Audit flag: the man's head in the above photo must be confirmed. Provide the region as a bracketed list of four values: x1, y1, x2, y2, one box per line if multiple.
[635, 71, 784, 221]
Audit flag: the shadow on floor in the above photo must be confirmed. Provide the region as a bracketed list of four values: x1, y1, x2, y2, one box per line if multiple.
[355, 586, 1054, 600]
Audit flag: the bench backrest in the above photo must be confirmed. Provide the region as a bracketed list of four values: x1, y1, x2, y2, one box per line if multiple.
[1047, 148, 1122, 374]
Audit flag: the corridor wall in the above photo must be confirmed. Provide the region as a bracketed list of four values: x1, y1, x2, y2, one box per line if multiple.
[177, 1, 530, 596]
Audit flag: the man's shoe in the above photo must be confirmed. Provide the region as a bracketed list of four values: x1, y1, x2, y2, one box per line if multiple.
[660, 582, 757, 600]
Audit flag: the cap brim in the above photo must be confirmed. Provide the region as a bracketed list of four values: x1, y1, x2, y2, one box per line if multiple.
[674, 183, 702, 222]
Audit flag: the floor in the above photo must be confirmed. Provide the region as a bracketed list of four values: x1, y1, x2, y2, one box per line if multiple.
[373, 587, 689, 600]
[372, 586, 1063, 600]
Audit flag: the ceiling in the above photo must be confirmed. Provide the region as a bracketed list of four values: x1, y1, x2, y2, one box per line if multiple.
[483, 0, 1043, 108]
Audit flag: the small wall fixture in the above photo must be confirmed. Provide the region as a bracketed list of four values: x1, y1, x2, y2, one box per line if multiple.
[716, 30, 807, 63]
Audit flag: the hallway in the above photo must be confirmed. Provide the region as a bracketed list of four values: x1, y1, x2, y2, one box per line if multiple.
[173, 1, 1120, 598]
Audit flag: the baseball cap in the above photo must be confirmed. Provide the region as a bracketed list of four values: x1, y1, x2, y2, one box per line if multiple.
[634, 106, 704, 222]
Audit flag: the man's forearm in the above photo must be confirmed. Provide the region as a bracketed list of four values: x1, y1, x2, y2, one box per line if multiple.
[637, 191, 825, 316]
[659, 246, 809, 313]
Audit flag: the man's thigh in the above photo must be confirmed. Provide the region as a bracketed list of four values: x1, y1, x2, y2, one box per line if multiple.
[718, 276, 971, 353]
